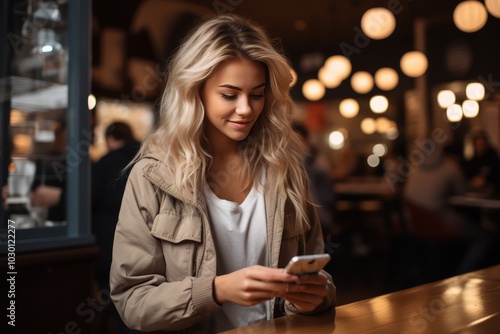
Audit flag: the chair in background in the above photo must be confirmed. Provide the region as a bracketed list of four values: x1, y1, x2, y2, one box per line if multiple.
[394, 200, 466, 286]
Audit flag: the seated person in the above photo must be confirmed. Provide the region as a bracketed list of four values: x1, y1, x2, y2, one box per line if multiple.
[403, 143, 494, 275]
[464, 131, 500, 192]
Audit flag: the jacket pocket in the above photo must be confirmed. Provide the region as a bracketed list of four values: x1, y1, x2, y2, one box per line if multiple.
[151, 211, 202, 281]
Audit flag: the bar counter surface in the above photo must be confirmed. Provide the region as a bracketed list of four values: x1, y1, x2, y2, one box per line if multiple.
[222, 264, 500, 333]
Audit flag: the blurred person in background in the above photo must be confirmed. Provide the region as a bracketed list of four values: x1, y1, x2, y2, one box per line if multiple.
[292, 122, 336, 242]
[403, 143, 494, 277]
[91, 121, 140, 334]
[465, 131, 500, 192]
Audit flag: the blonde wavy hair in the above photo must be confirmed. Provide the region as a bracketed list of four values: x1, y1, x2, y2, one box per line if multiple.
[136, 14, 313, 231]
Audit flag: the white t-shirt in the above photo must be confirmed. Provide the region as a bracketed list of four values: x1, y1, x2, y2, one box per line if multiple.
[203, 175, 269, 332]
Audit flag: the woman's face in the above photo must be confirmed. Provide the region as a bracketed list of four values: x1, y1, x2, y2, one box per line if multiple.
[201, 58, 266, 147]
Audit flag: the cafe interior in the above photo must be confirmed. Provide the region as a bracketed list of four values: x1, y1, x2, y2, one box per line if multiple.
[1, 0, 500, 333]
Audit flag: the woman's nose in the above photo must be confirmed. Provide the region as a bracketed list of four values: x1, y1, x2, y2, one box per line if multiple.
[235, 97, 251, 115]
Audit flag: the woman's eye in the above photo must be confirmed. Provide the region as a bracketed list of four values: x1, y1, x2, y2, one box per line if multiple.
[251, 94, 265, 99]
[221, 94, 236, 100]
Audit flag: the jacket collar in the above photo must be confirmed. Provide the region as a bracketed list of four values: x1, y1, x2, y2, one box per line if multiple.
[139, 154, 199, 206]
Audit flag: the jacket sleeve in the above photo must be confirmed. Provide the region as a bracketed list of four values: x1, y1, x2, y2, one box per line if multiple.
[283, 202, 337, 316]
[109, 162, 221, 331]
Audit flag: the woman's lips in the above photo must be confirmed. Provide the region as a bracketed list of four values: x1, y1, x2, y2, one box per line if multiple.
[228, 120, 252, 129]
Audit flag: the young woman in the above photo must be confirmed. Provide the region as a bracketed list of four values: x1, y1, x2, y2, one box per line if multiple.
[110, 14, 336, 333]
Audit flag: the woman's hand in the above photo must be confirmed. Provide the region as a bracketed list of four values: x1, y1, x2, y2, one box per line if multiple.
[214, 265, 299, 306]
[282, 273, 329, 312]
[30, 186, 62, 208]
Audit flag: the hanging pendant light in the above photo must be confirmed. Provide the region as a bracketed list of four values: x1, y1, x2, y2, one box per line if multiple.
[453, 1, 488, 33]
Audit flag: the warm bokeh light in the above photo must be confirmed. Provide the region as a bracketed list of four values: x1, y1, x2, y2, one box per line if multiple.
[361, 118, 376, 135]
[328, 130, 345, 150]
[437, 90, 456, 108]
[88, 94, 97, 110]
[318, 66, 342, 88]
[339, 98, 360, 118]
[367, 154, 381, 168]
[369, 95, 389, 114]
[447, 104, 463, 122]
[302, 79, 325, 101]
[373, 143, 388, 157]
[400, 51, 428, 77]
[486, 0, 500, 18]
[386, 122, 399, 140]
[462, 100, 480, 118]
[351, 71, 374, 94]
[374, 67, 399, 91]
[453, 1, 488, 33]
[376, 117, 391, 133]
[324, 55, 352, 80]
[337, 127, 349, 139]
[361, 7, 396, 40]
[466, 82, 485, 100]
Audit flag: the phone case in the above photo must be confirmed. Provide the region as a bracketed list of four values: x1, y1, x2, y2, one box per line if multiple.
[284, 254, 331, 274]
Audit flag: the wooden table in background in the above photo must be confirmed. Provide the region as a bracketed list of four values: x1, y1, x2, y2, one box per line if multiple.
[222, 264, 500, 333]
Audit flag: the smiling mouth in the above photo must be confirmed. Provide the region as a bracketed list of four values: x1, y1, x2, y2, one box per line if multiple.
[229, 120, 251, 124]
[228, 120, 252, 129]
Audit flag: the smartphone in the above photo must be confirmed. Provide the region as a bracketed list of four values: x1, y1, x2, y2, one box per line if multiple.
[283, 253, 331, 275]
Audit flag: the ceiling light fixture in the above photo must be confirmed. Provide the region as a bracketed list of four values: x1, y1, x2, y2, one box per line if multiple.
[351, 71, 374, 94]
[360, 7, 396, 40]
[400, 51, 428, 77]
[453, 1, 488, 33]
[302, 79, 325, 101]
[374, 67, 399, 91]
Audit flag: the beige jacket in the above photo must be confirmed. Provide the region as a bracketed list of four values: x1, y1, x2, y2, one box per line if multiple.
[110, 156, 336, 333]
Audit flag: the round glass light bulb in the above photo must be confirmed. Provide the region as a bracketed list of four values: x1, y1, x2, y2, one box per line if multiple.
[367, 154, 381, 168]
[361, 118, 376, 135]
[369, 95, 389, 114]
[453, 1, 488, 33]
[400, 51, 428, 77]
[324, 55, 352, 80]
[437, 90, 456, 108]
[328, 131, 345, 150]
[466, 82, 485, 100]
[318, 66, 342, 88]
[373, 143, 388, 157]
[361, 7, 396, 40]
[374, 67, 399, 91]
[351, 71, 374, 94]
[376, 117, 391, 133]
[462, 100, 479, 118]
[302, 79, 325, 101]
[386, 123, 399, 140]
[339, 98, 359, 118]
[486, 0, 500, 18]
[446, 104, 463, 122]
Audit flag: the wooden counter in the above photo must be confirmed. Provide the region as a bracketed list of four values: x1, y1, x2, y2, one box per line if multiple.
[222, 264, 500, 333]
